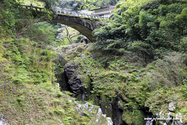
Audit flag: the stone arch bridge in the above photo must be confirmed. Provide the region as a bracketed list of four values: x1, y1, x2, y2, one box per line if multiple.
[22, 5, 106, 42]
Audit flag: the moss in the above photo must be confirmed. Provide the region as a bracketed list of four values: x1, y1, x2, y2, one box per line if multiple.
[0, 39, 112, 124]
[1, 78, 110, 124]
[91, 71, 127, 99]
[122, 109, 145, 125]
[144, 85, 187, 121]
[78, 74, 91, 89]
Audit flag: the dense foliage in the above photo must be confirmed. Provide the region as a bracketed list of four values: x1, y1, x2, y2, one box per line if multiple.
[57, 0, 119, 11]
[0, 0, 59, 84]
[1, 0, 187, 124]
[0, 0, 110, 124]
[93, 0, 187, 59]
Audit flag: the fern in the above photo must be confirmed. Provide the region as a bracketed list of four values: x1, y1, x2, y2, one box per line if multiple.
[93, 0, 187, 59]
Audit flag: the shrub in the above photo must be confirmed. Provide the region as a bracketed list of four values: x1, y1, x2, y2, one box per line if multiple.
[142, 52, 187, 91]
[179, 37, 187, 52]
[93, 0, 187, 59]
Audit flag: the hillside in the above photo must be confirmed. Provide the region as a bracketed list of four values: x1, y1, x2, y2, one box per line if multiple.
[0, 0, 187, 125]
[0, 0, 112, 124]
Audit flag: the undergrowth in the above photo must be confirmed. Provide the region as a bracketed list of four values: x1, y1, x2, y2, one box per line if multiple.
[0, 0, 99, 124]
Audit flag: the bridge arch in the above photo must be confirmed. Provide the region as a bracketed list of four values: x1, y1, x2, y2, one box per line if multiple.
[52, 14, 99, 42]
[22, 5, 105, 42]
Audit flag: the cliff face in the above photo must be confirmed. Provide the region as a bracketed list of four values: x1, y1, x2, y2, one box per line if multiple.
[0, 38, 186, 125]
[55, 43, 187, 125]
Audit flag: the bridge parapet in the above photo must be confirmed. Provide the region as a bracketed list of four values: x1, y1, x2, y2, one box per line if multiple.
[53, 14, 99, 31]
[20, 4, 107, 20]
[20, 4, 104, 30]
[19, 4, 105, 42]
[55, 10, 106, 20]
[20, 5, 45, 12]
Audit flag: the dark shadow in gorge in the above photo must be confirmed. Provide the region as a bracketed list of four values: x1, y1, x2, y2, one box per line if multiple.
[55, 65, 155, 125]
[56, 71, 73, 93]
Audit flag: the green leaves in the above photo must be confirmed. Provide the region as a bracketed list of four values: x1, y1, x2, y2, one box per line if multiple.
[57, 0, 118, 11]
[93, 0, 187, 57]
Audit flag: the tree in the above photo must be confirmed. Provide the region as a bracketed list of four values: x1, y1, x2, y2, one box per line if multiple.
[93, 0, 187, 58]
[38, 0, 58, 9]
[14, 0, 59, 9]
[57, 0, 119, 11]
[56, 25, 82, 44]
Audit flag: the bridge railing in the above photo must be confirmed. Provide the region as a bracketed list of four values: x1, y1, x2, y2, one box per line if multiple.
[55, 10, 106, 20]
[19, 4, 108, 20]
[20, 4, 45, 12]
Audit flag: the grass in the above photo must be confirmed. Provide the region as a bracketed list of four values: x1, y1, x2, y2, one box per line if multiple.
[0, 37, 111, 125]
[0, 39, 76, 124]
[1, 80, 77, 124]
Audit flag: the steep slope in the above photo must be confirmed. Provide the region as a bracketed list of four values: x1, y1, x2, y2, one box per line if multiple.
[0, 1, 112, 124]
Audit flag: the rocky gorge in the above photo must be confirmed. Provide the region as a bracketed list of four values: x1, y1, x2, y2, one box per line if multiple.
[54, 43, 187, 125]
[1, 0, 187, 124]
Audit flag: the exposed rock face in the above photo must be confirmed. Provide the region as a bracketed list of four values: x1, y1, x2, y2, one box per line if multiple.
[55, 43, 91, 99]
[168, 102, 175, 112]
[0, 114, 8, 125]
[54, 43, 187, 125]
[157, 104, 186, 125]
[145, 91, 187, 125]
[64, 63, 90, 99]
[54, 43, 144, 125]
[55, 43, 117, 123]
[69, 97, 113, 125]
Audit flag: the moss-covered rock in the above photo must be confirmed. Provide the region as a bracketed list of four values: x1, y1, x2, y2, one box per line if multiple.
[55, 41, 187, 125]
[145, 86, 187, 124]
[122, 109, 145, 125]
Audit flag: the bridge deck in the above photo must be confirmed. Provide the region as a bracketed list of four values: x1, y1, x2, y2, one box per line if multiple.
[20, 5, 105, 42]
